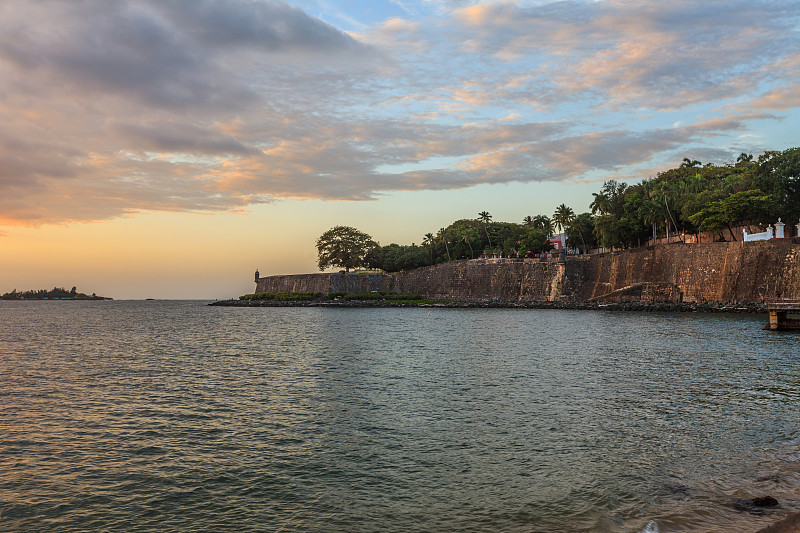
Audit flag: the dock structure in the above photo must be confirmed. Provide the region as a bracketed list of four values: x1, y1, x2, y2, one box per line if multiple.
[765, 299, 800, 331]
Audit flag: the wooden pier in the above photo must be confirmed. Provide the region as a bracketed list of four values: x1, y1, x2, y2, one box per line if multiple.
[765, 299, 800, 331]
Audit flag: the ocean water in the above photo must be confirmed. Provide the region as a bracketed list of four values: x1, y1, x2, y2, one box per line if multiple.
[2, 300, 800, 532]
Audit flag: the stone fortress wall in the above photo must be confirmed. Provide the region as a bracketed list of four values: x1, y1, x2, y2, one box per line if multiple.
[254, 239, 800, 304]
[569, 240, 800, 303]
[254, 272, 394, 295]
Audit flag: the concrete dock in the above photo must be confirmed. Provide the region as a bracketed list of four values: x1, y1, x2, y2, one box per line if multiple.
[765, 299, 800, 331]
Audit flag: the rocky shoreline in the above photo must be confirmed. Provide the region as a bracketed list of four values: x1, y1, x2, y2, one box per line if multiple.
[210, 298, 766, 314]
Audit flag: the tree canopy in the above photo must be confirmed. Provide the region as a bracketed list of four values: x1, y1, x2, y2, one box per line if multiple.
[319, 146, 799, 272]
[362, 218, 555, 272]
[316, 226, 377, 272]
[1, 287, 108, 300]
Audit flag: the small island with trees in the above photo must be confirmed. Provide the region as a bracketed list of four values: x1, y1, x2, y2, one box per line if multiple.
[1, 287, 112, 300]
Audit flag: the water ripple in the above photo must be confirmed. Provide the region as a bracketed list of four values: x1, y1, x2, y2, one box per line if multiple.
[2, 302, 800, 531]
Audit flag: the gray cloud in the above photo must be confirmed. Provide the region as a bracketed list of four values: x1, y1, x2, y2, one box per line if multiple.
[450, 0, 800, 109]
[0, 0, 367, 111]
[109, 121, 257, 155]
[0, 0, 797, 227]
[155, 0, 365, 52]
[0, 3, 239, 110]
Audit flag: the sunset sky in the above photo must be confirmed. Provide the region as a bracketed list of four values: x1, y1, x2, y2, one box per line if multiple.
[2, 0, 799, 299]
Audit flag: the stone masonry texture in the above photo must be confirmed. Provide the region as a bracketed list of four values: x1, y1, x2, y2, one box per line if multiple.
[254, 240, 800, 304]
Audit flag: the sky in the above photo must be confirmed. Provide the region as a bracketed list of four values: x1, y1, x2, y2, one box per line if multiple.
[2, 0, 799, 299]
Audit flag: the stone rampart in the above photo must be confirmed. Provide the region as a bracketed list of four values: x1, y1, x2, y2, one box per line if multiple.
[572, 239, 800, 303]
[255, 272, 393, 294]
[389, 259, 571, 302]
[253, 240, 800, 304]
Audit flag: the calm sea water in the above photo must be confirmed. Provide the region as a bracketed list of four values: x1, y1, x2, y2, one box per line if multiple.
[2, 301, 800, 532]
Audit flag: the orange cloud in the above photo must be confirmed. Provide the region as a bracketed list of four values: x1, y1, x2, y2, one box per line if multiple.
[1, 0, 798, 230]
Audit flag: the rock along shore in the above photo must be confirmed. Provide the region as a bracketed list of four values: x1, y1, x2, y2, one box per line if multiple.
[209, 298, 766, 314]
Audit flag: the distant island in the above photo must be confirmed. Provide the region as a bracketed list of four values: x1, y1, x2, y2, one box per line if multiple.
[1, 287, 112, 300]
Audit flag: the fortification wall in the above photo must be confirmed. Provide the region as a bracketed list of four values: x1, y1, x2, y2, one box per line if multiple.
[389, 259, 571, 302]
[255, 272, 393, 294]
[573, 239, 800, 303]
[253, 240, 800, 304]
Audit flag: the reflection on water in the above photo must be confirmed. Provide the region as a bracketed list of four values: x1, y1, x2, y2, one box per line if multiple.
[1, 301, 800, 532]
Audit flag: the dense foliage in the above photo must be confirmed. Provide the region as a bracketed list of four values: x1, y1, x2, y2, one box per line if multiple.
[362, 218, 554, 272]
[586, 148, 799, 248]
[1, 287, 107, 300]
[319, 147, 799, 272]
[316, 226, 378, 272]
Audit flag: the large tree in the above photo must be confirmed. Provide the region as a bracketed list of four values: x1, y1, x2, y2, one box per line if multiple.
[367, 243, 428, 272]
[457, 227, 479, 258]
[689, 190, 776, 241]
[565, 212, 594, 253]
[756, 147, 800, 223]
[316, 226, 377, 272]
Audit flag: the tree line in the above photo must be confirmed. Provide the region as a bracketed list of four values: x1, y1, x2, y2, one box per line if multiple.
[1, 287, 107, 300]
[583, 148, 799, 250]
[317, 147, 800, 273]
[317, 214, 557, 273]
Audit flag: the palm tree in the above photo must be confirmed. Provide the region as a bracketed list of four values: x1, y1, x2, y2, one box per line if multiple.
[639, 196, 663, 245]
[590, 192, 611, 215]
[655, 183, 682, 242]
[683, 172, 705, 195]
[565, 213, 589, 254]
[423, 232, 435, 264]
[680, 157, 702, 168]
[552, 204, 575, 234]
[532, 214, 553, 236]
[460, 229, 477, 258]
[439, 228, 451, 261]
[523, 215, 533, 226]
[477, 211, 492, 247]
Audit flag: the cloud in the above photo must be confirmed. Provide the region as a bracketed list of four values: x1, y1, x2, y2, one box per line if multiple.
[684, 113, 779, 134]
[0, 0, 374, 224]
[451, 0, 800, 109]
[155, 0, 364, 52]
[109, 120, 256, 155]
[1, 0, 798, 227]
[750, 86, 800, 111]
[0, 1, 367, 111]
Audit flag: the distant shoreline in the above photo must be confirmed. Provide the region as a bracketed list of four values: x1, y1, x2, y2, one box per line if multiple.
[0, 297, 113, 301]
[1, 287, 112, 301]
